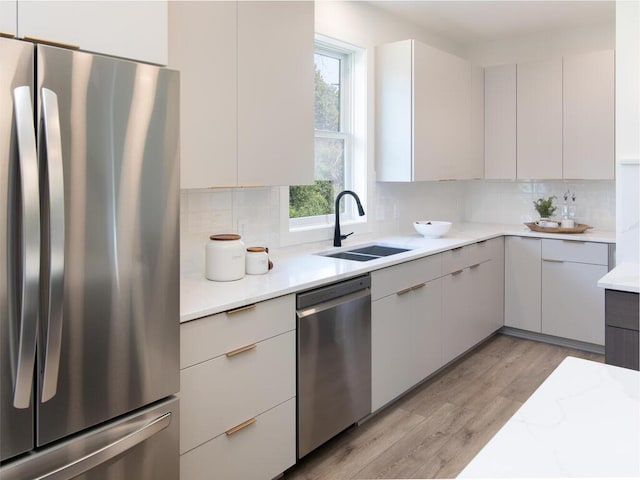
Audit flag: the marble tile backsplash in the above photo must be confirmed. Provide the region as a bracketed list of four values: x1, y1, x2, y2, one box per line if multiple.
[180, 180, 615, 274]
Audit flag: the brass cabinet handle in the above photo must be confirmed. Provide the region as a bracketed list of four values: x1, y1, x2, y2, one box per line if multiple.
[226, 304, 256, 315]
[411, 283, 426, 290]
[451, 269, 464, 275]
[225, 418, 256, 436]
[396, 287, 412, 296]
[225, 344, 257, 357]
[542, 258, 564, 263]
[22, 35, 80, 50]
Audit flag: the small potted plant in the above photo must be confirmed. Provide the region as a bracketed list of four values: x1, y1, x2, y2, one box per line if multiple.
[533, 196, 557, 221]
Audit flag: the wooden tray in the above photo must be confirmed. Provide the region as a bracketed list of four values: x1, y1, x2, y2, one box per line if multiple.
[525, 222, 593, 234]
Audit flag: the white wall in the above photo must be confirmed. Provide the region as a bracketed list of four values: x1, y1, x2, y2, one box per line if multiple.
[468, 21, 615, 66]
[615, 0, 640, 264]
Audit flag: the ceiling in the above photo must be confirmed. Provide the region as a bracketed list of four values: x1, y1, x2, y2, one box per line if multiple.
[368, 1, 615, 45]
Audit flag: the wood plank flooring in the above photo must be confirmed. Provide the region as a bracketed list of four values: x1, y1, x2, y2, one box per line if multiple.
[283, 334, 603, 480]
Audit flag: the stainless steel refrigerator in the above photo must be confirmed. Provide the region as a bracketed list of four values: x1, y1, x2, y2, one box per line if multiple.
[0, 37, 180, 479]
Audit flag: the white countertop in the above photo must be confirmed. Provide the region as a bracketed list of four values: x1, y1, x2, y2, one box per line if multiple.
[458, 356, 640, 478]
[181, 223, 615, 322]
[598, 262, 640, 293]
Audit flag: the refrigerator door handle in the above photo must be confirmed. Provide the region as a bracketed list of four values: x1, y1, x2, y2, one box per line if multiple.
[34, 412, 172, 480]
[40, 88, 65, 403]
[12, 86, 40, 409]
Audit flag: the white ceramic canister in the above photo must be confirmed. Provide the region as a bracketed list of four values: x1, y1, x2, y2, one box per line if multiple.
[205, 234, 246, 281]
[245, 247, 273, 275]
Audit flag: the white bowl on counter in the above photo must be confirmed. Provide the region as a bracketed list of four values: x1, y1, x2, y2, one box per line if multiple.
[413, 221, 452, 238]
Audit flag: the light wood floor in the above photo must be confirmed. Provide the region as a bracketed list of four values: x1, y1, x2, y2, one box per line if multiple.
[283, 334, 603, 480]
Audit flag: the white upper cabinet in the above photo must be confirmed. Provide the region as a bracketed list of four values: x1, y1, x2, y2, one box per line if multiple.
[169, 1, 238, 188]
[17, 1, 167, 65]
[516, 58, 563, 179]
[237, 1, 314, 187]
[470, 64, 485, 179]
[376, 39, 481, 182]
[0, 1, 16, 36]
[563, 50, 615, 180]
[484, 64, 516, 179]
[172, 1, 314, 189]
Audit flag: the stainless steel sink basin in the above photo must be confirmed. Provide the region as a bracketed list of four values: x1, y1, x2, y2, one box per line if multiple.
[321, 244, 411, 262]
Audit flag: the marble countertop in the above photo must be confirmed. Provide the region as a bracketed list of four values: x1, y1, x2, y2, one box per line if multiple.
[597, 262, 640, 293]
[458, 356, 640, 478]
[181, 223, 615, 322]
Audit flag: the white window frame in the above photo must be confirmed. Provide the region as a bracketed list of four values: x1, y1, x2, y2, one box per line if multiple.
[280, 34, 368, 247]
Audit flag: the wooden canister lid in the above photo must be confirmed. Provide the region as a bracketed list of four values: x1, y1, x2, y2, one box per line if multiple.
[247, 247, 267, 253]
[209, 234, 241, 241]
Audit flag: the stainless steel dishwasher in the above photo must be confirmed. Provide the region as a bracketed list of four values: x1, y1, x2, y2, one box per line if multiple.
[296, 274, 371, 459]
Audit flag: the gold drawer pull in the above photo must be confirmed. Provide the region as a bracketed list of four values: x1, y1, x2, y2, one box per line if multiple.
[225, 344, 256, 357]
[542, 258, 564, 263]
[225, 418, 256, 436]
[226, 304, 256, 315]
[396, 287, 412, 296]
[23, 35, 80, 50]
[451, 269, 464, 276]
[411, 283, 426, 290]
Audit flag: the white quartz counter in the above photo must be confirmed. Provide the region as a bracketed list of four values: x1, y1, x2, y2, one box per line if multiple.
[181, 223, 615, 322]
[459, 356, 640, 478]
[598, 262, 640, 293]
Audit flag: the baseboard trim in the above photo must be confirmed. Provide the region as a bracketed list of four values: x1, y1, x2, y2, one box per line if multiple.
[500, 327, 605, 355]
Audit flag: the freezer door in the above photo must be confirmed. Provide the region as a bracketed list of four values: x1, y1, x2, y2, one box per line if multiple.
[35, 45, 180, 446]
[0, 396, 179, 480]
[0, 37, 36, 462]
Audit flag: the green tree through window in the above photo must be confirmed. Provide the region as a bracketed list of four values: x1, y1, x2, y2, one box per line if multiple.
[290, 51, 347, 219]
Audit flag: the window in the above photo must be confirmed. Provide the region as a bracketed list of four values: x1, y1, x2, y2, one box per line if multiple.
[285, 36, 366, 239]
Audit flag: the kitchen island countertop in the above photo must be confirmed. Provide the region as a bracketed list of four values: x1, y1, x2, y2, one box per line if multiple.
[458, 356, 640, 478]
[597, 262, 640, 293]
[181, 222, 615, 322]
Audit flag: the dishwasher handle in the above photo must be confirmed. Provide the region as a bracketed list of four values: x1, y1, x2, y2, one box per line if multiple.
[296, 274, 370, 310]
[296, 287, 371, 320]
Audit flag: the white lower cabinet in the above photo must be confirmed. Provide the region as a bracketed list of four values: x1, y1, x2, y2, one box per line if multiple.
[371, 254, 443, 411]
[371, 277, 442, 411]
[179, 295, 296, 480]
[442, 238, 505, 364]
[372, 237, 504, 411]
[505, 237, 610, 346]
[541, 240, 608, 345]
[180, 398, 296, 480]
[504, 236, 542, 331]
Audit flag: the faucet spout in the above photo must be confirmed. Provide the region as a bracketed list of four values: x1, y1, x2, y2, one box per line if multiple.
[334, 190, 366, 247]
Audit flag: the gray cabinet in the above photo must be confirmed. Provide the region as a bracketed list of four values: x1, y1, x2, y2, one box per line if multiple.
[605, 290, 639, 370]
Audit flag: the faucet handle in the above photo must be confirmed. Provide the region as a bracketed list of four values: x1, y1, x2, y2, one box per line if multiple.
[341, 232, 354, 240]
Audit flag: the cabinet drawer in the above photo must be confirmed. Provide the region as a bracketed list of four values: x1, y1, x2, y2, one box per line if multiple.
[180, 397, 296, 480]
[541, 239, 609, 265]
[180, 294, 294, 368]
[606, 290, 640, 331]
[180, 330, 295, 454]
[442, 241, 493, 274]
[371, 254, 441, 301]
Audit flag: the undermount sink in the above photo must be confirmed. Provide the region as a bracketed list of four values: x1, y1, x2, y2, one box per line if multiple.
[321, 244, 411, 262]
